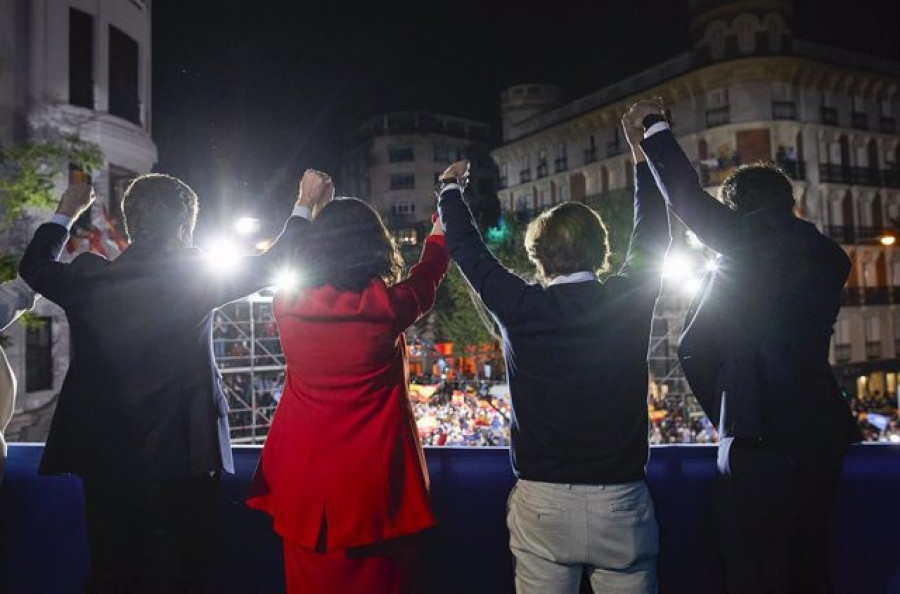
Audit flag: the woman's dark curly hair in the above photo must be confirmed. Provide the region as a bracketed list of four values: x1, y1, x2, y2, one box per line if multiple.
[303, 198, 403, 292]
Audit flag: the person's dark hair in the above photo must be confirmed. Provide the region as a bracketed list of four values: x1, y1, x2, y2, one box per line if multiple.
[524, 202, 609, 284]
[121, 173, 199, 245]
[720, 163, 795, 215]
[304, 198, 403, 292]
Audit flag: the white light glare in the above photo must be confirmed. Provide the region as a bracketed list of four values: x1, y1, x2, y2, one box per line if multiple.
[203, 237, 242, 273]
[662, 253, 693, 280]
[274, 269, 299, 292]
[683, 277, 704, 297]
[704, 258, 719, 273]
[234, 217, 260, 236]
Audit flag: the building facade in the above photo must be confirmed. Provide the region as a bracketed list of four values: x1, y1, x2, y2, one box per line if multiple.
[491, 0, 900, 401]
[0, 0, 157, 439]
[341, 111, 497, 246]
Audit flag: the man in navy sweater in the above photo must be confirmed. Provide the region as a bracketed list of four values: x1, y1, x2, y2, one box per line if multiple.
[437, 115, 670, 593]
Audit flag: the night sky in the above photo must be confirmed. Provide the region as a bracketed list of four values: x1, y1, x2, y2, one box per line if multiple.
[151, 0, 900, 239]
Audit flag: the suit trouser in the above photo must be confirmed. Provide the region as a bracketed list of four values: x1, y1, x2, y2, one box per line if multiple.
[713, 446, 845, 594]
[82, 473, 219, 594]
[507, 479, 659, 594]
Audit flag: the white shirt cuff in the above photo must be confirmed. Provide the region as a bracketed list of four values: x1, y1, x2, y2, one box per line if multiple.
[439, 183, 462, 197]
[292, 205, 312, 220]
[49, 213, 74, 229]
[644, 121, 670, 138]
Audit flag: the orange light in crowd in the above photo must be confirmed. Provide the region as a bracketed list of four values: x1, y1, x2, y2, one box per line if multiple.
[880, 235, 896, 246]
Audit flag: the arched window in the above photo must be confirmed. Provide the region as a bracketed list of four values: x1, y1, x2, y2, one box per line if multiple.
[705, 21, 727, 59]
[733, 14, 759, 55]
[763, 13, 787, 52]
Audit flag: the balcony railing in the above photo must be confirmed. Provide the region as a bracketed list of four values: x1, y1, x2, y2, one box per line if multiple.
[606, 141, 623, 157]
[821, 106, 839, 126]
[841, 287, 862, 306]
[820, 163, 852, 184]
[776, 159, 806, 181]
[519, 169, 531, 183]
[834, 343, 852, 363]
[851, 112, 869, 131]
[821, 163, 900, 188]
[554, 157, 568, 173]
[882, 169, 900, 188]
[772, 100, 797, 120]
[824, 226, 895, 245]
[706, 106, 731, 127]
[863, 287, 891, 305]
[584, 147, 598, 164]
[880, 116, 897, 134]
[536, 163, 548, 179]
[866, 341, 883, 360]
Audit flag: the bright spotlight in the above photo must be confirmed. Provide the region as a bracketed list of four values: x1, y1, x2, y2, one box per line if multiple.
[255, 239, 272, 251]
[683, 277, 704, 297]
[704, 258, 719, 273]
[274, 269, 299, 292]
[203, 237, 242, 272]
[890, 434, 900, 444]
[880, 235, 896, 246]
[662, 253, 694, 280]
[234, 217, 260, 236]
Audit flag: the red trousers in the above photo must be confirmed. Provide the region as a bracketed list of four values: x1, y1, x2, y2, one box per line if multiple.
[283, 536, 419, 594]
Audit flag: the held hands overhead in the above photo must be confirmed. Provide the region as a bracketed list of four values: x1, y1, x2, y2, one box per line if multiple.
[439, 159, 471, 190]
[57, 182, 96, 220]
[297, 169, 335, 218]
[622, 98, 666, 164]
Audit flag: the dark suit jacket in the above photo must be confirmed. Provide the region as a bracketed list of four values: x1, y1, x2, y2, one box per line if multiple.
[438, 164, 670, 484]
[641, 130, 860, 454]
[19, 217, 308, 480]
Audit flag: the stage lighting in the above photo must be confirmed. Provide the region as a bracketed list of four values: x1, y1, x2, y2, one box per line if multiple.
[203, 237, 242, 272]
[274, 269, 299, 292]
[235, 217, 260, 236]
[704, 258, 719, 272]
[255, 239, 272, 251]
[662, 253, 693, 280]
[683, 277, 703, 297]
[880, 235, 896, 246]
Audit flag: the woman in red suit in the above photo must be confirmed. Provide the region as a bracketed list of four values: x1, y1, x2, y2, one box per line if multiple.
[247, 185, 449, 593]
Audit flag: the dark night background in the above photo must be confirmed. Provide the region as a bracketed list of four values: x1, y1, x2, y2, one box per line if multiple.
[151, 0, 900, 239]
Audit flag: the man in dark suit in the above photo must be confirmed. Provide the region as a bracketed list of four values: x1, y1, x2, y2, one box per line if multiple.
[627, 100, 860, 594]
[437, 114, 670, 593]
[19, 170, 333, 593]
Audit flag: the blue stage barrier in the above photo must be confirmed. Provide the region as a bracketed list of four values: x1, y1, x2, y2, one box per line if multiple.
[2, 444, 899, 594]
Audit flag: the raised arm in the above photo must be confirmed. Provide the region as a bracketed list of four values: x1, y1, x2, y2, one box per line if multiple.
[438, 160, 530, 324]
[615, 113, 671, 286]
[194, 169, 332, 307]
[19, 182, 95, 306]
[627, 100, 744, 255]
[391, 217, 450, 331]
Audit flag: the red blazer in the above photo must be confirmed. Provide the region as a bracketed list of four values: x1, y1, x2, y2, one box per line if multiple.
[247, 235, 449, 550]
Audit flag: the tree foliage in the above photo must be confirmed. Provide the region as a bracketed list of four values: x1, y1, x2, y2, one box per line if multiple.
[0, 135, 103, 223]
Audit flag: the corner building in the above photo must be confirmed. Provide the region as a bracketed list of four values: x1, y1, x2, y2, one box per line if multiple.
[491, 0, 900, 400]
[341, 111, 497, 246]
[0, 0, 157, 439]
